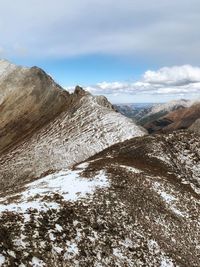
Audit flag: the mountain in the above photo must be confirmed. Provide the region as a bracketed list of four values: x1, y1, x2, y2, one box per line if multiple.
[0, 60, 145, 195]
[114, 100, 193, 128]
[114, 104, 138, 118]
[0, 60, 199, 266]
[145, 102, 200, 134]
[138, 99, 193, 126]
[115, 99, 200, 134]
[114, 103, 156, 122]
[0, 130, 199, 266]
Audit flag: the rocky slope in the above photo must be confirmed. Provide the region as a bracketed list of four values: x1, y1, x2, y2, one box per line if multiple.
[0, 59, 71, 153]
[190, 118, 200, 134]
[0, 131, 199, 266]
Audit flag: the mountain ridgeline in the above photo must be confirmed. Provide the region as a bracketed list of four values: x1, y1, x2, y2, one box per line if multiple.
[0, 60, 145, 190]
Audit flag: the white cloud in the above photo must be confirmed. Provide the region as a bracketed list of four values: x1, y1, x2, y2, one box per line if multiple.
[85, 65, 200, 97]
[144, 65, 200, 85]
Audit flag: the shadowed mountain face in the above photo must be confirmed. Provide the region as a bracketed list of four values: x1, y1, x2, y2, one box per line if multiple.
[0, 60, 71, 152]
[0, 61, 199, 266]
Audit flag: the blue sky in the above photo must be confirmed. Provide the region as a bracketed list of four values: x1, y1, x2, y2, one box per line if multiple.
[1, 0, 200, 103]
[21, 56, 146, 86]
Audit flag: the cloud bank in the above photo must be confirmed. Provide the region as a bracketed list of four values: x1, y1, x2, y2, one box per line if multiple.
[0, 0, 200, 64]
[85, 65, 200, 97]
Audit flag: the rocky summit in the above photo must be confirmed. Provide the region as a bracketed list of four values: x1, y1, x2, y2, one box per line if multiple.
[0, 61, 199, 267]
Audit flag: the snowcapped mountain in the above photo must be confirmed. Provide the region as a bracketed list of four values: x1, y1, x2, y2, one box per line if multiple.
[138, 99, 194, 125]
[115, 99, 200, 134]
[146, 99, 192, 115]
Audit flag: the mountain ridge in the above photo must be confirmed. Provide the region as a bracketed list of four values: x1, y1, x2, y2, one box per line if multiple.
[0, 60, 146, 192]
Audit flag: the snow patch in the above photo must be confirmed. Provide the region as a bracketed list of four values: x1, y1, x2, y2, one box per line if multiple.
[0, 167, 109, 214]
[31, 256, 45, 267]
[22, 169, 109, 202]
[160, 256, 175, 267]
[152, 182, 188, 218]
[0, 254, 5, 266]
[64, 242, 79, 260]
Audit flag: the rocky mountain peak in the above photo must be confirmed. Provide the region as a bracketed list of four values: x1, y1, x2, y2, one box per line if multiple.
[74, 85, 88, 96]
[95, 95, 114, 110]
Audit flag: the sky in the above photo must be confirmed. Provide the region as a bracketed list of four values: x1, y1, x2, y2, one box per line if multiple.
[1, 0, 200, 103]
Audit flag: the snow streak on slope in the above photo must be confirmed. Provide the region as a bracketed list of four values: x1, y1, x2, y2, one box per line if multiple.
[148, 131, 200, 194]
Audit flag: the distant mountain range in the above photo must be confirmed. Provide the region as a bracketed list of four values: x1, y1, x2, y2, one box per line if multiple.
[115, 99, 200, 134]
[0, 60, 199, 266]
